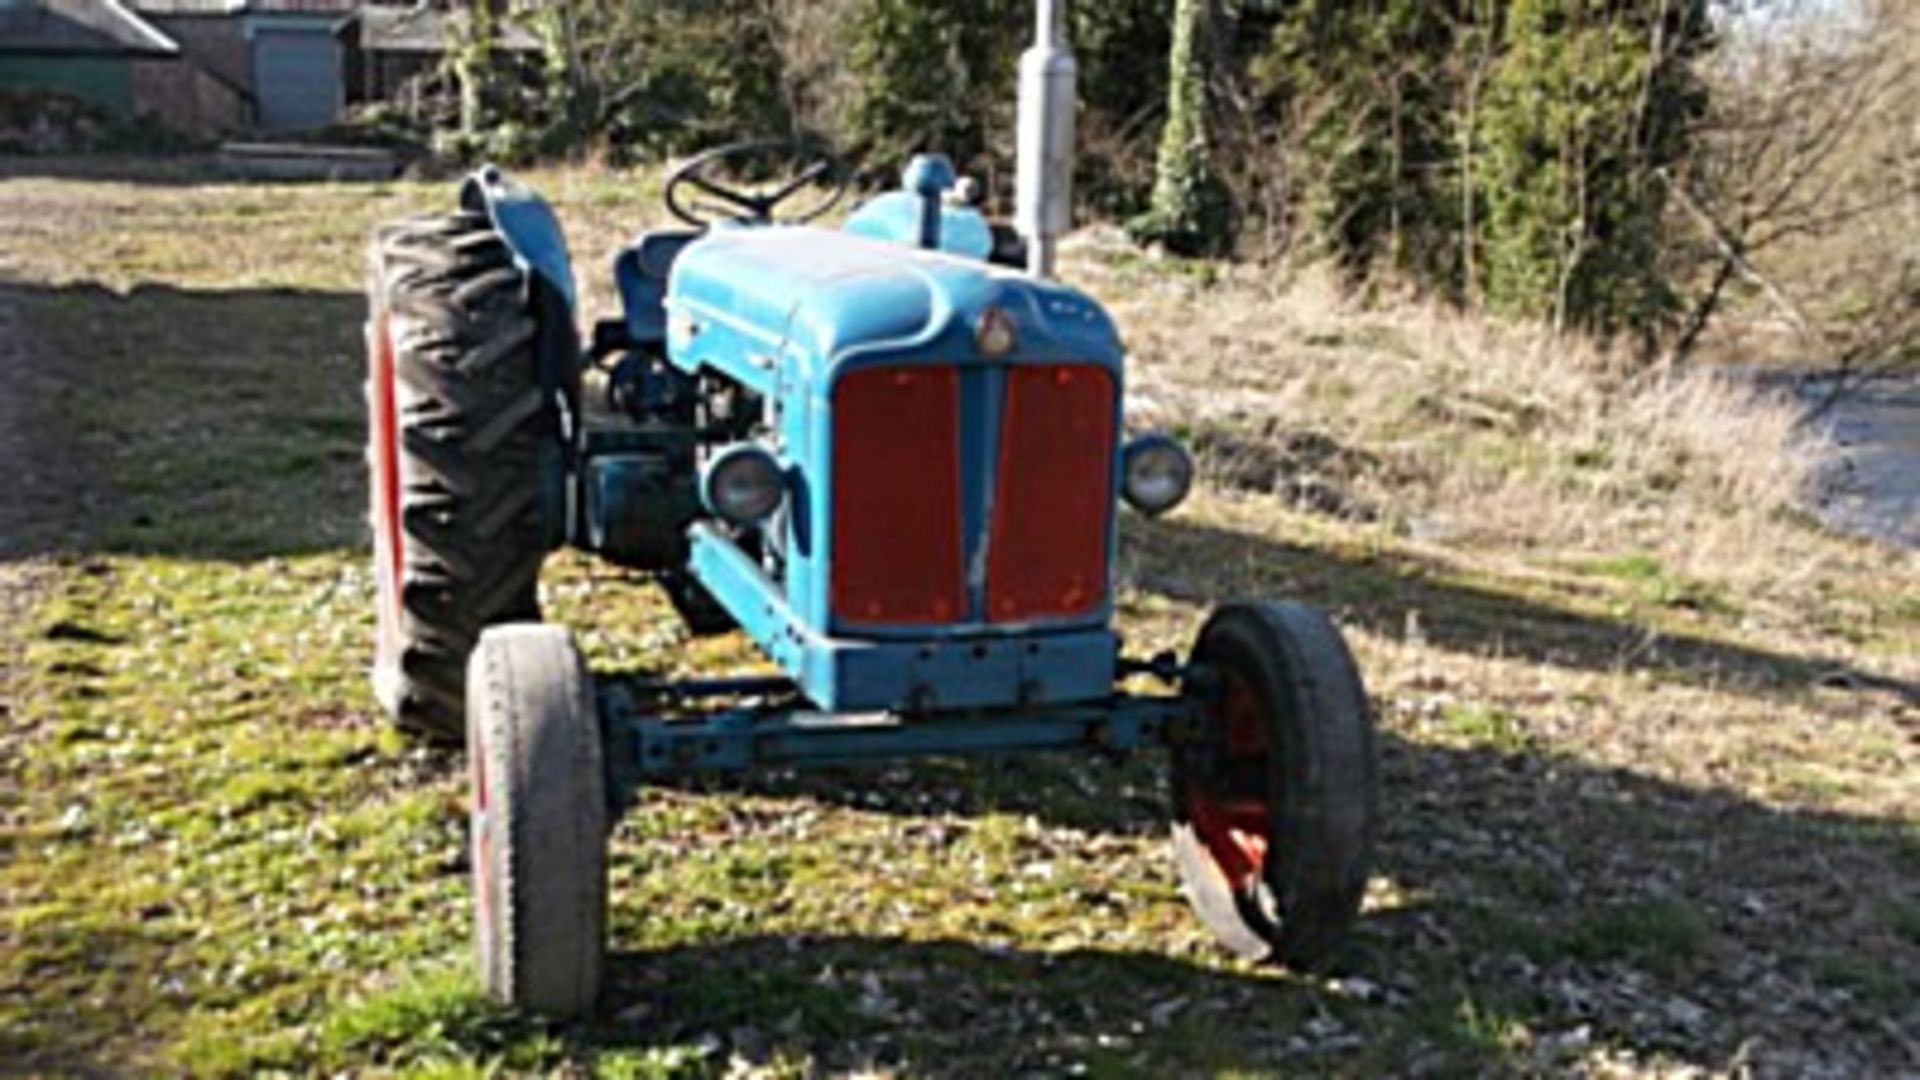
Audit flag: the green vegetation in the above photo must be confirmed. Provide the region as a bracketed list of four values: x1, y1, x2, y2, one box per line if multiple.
[1257, 1, 1467, 284]
[1887, 900, 1920, 945]
[1580, 553, 1732, 615]
[1564, 898, 1709, 974]
[1128, 0, 1232, 256]
[1475, 0, 1707, 335]
[1435, 996, 1533, 1063]
[406, 1, 1919, 365]
[843, 0, 1022, 169]
[1434, 703, 1534, 754]
[0, 164, 1914, 1075]
[1249, 0, 1709, 332]
[425, 1, 1714, 331]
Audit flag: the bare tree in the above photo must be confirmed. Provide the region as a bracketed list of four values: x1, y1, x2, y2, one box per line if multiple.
[1669, 0, 1920, 384]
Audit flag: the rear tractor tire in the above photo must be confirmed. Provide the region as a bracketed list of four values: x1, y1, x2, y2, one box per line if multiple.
[366, 211, 554, 742]
[1171, 601, 1378, 967]
[662, 571, 737, 637]
[467, 624, 608, 1018]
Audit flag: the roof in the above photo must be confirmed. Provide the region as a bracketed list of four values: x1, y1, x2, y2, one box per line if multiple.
[124, 0, 246, 11]
[131, 0, 358, 12]
[0, 0, 178, 57]
[340, 5, 538, 54]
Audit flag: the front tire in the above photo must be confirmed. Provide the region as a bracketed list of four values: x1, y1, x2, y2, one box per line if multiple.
[366, 212, 553, 742]
[1171, 601, 1378, 966]
[467, 624, 607, 1018]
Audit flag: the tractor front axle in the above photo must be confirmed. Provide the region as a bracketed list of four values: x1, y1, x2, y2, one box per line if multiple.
[599, 678, 1194, 791]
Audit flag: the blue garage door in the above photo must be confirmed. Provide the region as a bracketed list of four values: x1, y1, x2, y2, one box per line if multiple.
[253, 28, 339, 132]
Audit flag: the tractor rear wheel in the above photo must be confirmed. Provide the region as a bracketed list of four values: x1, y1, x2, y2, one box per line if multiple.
[661, 571, 737, 636]
[1171, 601, 1378, 967]
[467, 624, 608, 1018]
[366, 211, 553, 742]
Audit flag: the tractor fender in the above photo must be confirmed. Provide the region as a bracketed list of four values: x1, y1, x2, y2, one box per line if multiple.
[460, 165, 578, 309]
[459, 165, 582, 549]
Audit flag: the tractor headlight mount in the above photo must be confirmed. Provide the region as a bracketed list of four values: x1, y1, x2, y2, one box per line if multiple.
[1121, 434, 1193, 517]
[700, 443, 786, 525]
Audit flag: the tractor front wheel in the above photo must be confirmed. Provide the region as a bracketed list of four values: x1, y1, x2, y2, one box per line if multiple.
[1171, 601, 1378, 967]
[467, 624, 608, 1018]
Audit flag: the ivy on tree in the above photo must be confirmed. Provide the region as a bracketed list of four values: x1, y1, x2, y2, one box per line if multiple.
[1130, 0, 1234, 257]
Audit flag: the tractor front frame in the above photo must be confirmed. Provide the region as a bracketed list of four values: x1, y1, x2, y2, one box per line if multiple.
[598, 674, 1197, 804]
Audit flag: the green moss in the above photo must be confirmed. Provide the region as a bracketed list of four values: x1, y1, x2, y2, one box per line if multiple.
[1411, 994, 1533, 1072]
[1773, 762, 1863, 803]
[1882, 901, 1920, 947]
[1890, 593, 1920, 623]
[1577, 552, 1734, 614]
[1436, 703, 1536, 754]
[1585, 552, 1667, 583]
[1810, 953, 1914, 1009]
[1564, 898, 1709, 975]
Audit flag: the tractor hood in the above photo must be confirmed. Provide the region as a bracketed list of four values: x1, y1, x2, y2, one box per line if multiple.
[664, 227, 1120, 392]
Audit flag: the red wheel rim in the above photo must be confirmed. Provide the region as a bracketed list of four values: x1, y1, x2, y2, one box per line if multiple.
[368, 309, 405, 670]
[1184, 670, 1271, 891]
[470, 718, 494, 961]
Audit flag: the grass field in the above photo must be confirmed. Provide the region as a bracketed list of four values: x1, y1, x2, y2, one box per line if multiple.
[0, 157, 1915, 1077]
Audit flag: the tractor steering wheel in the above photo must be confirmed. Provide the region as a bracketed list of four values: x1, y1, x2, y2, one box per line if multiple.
[663, 139, 847, 228]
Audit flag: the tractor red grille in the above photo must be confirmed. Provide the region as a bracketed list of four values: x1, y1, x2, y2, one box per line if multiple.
[986, 364, 1116, 622]
[831, 365, 966, 625]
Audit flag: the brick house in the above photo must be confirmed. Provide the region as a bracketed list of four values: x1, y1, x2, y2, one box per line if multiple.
[0, 0, 369, 138]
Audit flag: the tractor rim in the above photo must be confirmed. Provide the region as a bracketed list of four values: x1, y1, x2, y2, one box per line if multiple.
[469, 715, 495, 975]
[1184, 668, 1272, 892]
[368, 309, 405, 671]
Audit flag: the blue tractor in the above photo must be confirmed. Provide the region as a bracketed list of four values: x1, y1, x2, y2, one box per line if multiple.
[363, 7, 1377, 1018]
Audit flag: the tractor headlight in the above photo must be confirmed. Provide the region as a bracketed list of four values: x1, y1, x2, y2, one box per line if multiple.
[975, 306, 1018, 357]
[1121, 434, 1193, 517]
[701, 444, 785, 525]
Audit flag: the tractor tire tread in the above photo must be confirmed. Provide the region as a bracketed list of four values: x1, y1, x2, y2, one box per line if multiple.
[468, 625, 606, 1017]
[367, 211, 552, 742]
[1174, 600, 1377, 968]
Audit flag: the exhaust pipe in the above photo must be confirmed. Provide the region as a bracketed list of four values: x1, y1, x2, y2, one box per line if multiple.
[1016, 0, 1076, 280]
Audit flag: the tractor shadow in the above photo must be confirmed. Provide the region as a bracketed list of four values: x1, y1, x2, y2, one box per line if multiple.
[648, 503, 1914, 839]
[618, 505, 1918, 1071]
[1130, 514, 1920, 706]
[0, 153, 219, 186]
[0, 152, 405, 187]
[591, 933, 1351, 1075]
[0, 280, 367, 561]
[614, 496, 1916, 1070]
[583, 732, 1919, 1075]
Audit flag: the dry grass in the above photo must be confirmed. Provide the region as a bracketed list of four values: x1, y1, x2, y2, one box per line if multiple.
[0, 157, 1915, 1077]
[1094, 243, 1838, 586]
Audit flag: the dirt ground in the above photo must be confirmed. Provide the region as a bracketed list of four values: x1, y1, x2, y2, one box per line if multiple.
[0, 285, 76, 553]
[0, 286, 69, 820]
[0, 158, 1915, 1078]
